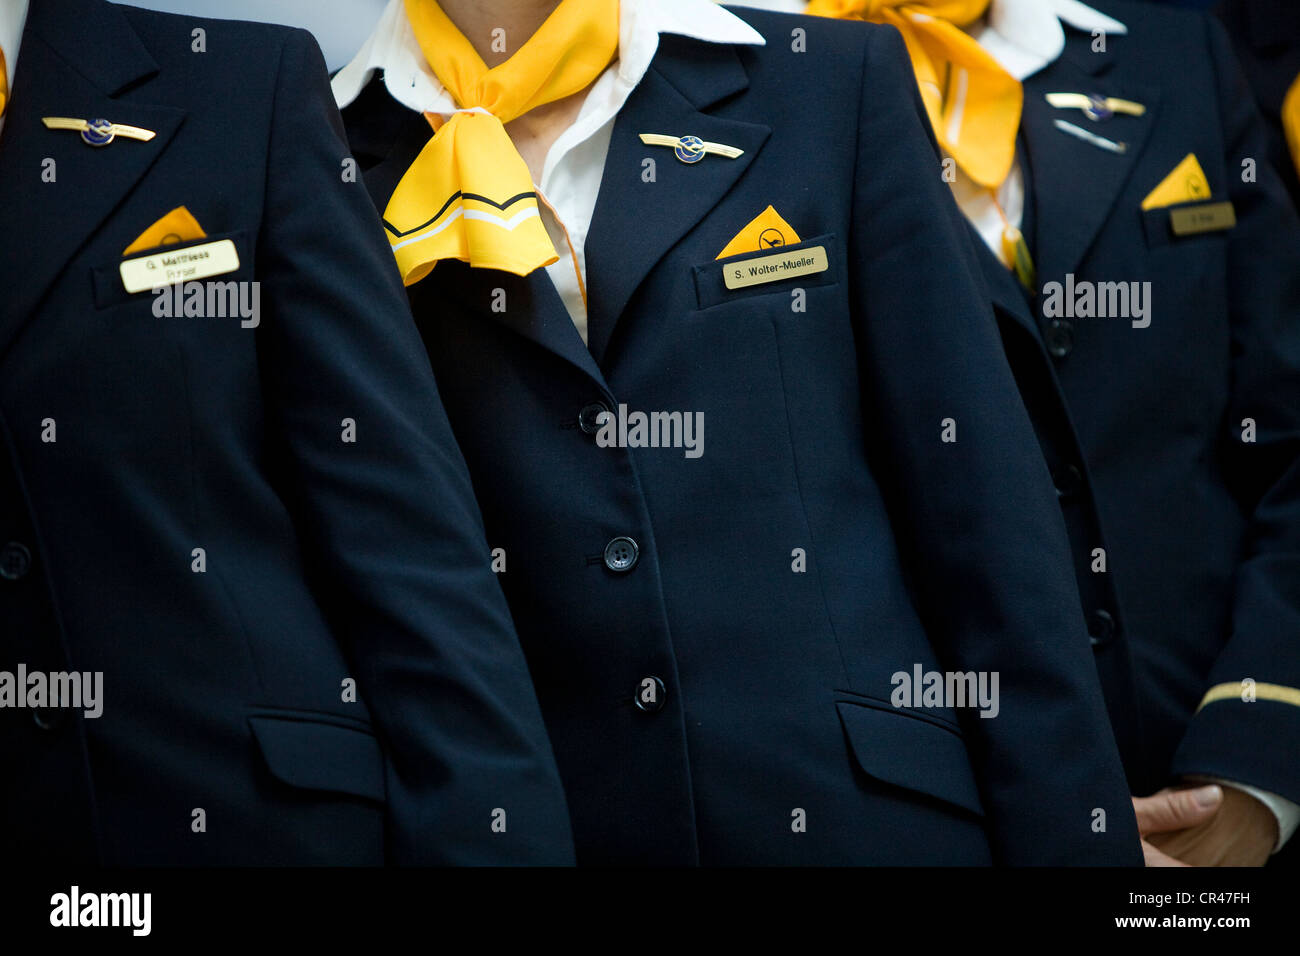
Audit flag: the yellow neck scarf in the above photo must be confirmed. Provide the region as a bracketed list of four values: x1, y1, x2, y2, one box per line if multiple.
[385, 0, 620, 284]
[1283, 70, 1300, 194]
[805, 0, 1021, 189]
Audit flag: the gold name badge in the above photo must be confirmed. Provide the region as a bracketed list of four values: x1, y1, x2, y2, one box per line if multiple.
[1170, 201, 1236, 237]
[119, 239, 240, 293]
[724, 245, 828, 290]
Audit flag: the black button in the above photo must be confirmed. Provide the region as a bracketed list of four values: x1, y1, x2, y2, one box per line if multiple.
[635, 676, 667, 713]
[32, 708, 66, 731]
[1088, 609, 1116, 647]
[603, 537, 639, 573]
[1045, 319, 1074, 359]
[1054, 464, 1084, 499]
[0, 542, 32, 581]
[579, 401, 611, 436]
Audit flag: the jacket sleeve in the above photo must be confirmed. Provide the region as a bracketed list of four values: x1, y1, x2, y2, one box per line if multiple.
[1168, 15, 1300, 809]
[847, 23, 1143, 865]
[253, 29, 574, 864]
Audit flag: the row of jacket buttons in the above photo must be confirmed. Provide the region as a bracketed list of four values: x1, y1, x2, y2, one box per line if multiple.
[578, 407, 663, 713]
[581, 404, 641, 573]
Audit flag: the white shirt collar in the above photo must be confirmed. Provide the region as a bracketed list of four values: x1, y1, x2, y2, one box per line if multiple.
[332, 0, 765, 114]
[0, 0, 29, 137]
[1, 0, 30, 96]
[968, 0, 1126, 80]
[729, 0, 1126, 81]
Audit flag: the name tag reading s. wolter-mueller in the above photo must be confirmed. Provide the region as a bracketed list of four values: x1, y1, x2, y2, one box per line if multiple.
[723, 245, 828, 290]
[119, 239, 240, 294]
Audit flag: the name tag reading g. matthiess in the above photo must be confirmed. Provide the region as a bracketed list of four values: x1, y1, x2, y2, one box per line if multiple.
[119, 239, 240, 294]
[723, 245, 828, 290]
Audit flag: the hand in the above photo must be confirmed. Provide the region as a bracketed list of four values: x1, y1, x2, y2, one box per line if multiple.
[1147, 785, 1278, 867]
[1131, 785, 1223, 866]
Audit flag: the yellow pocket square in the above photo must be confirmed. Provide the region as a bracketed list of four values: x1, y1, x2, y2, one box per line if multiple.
[716, 206, 801, 260]
[1141, 154, 1211, 211]
[123, 206, 207, 256]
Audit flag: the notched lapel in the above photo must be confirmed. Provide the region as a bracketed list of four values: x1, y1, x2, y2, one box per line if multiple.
[417, 260, 608, 390]
[583, 40, 770, 364]
[0, 0, 185, 352]
[1020, 50, 1159, 285]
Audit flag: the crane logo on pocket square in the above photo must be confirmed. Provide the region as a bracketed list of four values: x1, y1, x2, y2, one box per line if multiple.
[716, 206, 801, 259]
[1141, 154, 1235, 236]
[1141, 154, 1211, 210]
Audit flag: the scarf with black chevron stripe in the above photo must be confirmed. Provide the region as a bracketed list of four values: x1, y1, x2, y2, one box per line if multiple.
[384, 0, 619, 284]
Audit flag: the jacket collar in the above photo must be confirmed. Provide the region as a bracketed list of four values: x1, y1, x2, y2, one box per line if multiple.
[583, 35, 768, 364]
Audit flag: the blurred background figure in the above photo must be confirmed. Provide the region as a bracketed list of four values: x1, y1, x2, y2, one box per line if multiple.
[1215, 0, 1300, 210]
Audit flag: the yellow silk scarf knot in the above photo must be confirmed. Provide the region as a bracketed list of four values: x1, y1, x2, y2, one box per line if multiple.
[384, 0, 620, 284]
[805, 0, 1021, 189]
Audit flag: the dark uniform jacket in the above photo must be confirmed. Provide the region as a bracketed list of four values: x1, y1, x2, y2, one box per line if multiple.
[0, 0, 574, 865]
[343, 9, 1144, 865]
[974, 0, 1300, 808]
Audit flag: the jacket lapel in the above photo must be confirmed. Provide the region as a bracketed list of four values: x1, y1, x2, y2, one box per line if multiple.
[347, 80, 607, 387]
[0, 0, 185, 352]
[419, 258, 610, 390]
[1020, 42, 1158, 286]
[583, 38, 769, 364]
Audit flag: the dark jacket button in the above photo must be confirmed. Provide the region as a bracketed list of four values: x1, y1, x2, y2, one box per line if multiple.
[1088, 609, 1116, 647]
[1054, 464, 1084, 499]
[0, 541, 32, 581]
[635, 676, 666, 713]
[1045, 319, 1075, 359]
[579, 401, 611, 435]
[604, 537, 639, 573]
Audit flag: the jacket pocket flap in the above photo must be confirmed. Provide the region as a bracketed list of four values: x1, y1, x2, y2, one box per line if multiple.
[249, 715, 385, 803]
[835, 698, 984, 817]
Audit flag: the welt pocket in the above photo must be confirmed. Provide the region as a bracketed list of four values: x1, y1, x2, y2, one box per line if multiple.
[1140, 196, 1235, 248]
[248, 708, 385, 804]
[833, 689, 984, 818]
[692, 232, 842, 312]
[91, 229, 252, 311]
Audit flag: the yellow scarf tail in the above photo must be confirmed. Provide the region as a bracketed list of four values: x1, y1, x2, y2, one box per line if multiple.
[805, 0, 1022, 189]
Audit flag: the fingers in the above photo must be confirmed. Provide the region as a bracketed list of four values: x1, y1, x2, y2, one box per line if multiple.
[1141, 839, 1191, 867]
[1131, 785, 1223, 836]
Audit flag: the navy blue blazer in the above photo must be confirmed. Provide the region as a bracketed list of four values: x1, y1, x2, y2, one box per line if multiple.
[0, 0, 573, 864]
[343, 11, 1143, 864]
[974, 0, 1300, 804]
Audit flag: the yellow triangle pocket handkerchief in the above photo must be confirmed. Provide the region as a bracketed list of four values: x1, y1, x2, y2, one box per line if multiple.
[123, 206, 207, 256]
[716, 206, 802, 259]
[1141, 154, 1211, 210]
